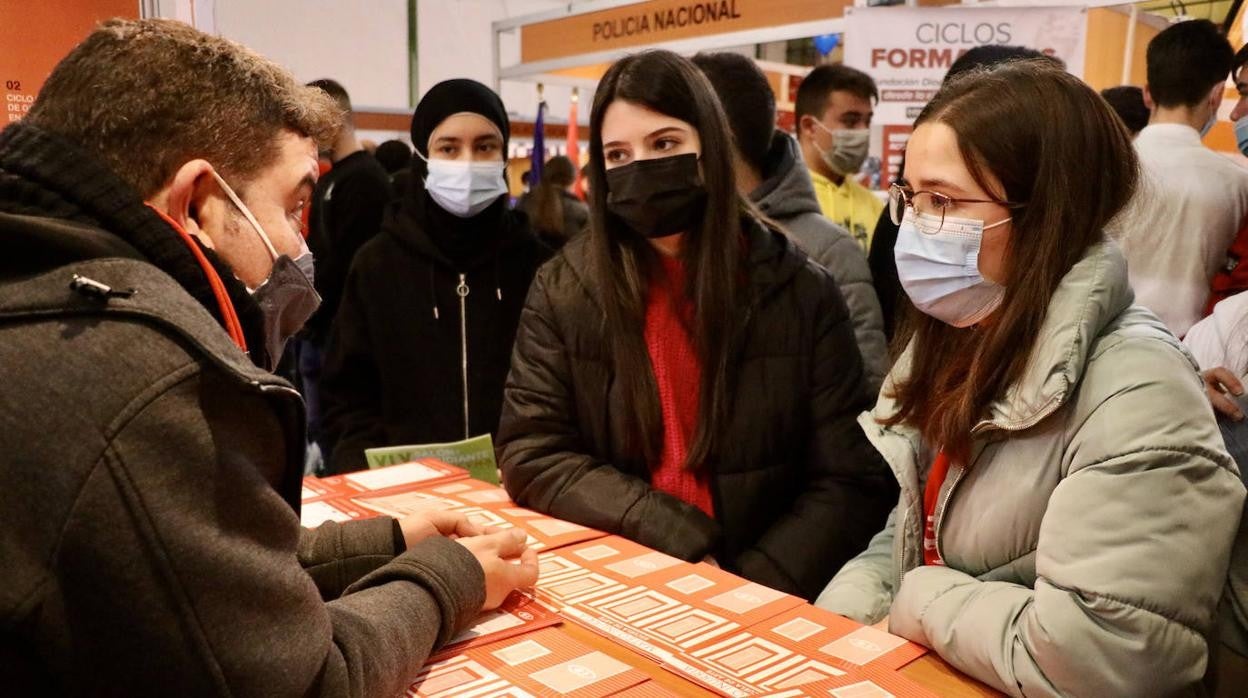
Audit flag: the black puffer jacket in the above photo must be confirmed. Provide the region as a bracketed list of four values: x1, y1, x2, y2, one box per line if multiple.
[498, 219, 898, 600]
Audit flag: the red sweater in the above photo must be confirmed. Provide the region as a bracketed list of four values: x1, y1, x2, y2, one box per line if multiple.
[644, 255, 715, 518]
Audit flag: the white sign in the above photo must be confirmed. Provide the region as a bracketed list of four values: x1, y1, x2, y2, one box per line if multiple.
[844, 6, 1087, 183]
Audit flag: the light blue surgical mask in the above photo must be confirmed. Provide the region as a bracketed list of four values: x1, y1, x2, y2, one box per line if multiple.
[1201, 111, 1218, 138]
[895, 209, 1008, 327]
[1235, 115, 1248, 156]
[418, 153, 508, 218]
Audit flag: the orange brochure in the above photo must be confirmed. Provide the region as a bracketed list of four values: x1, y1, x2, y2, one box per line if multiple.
[665, 602, 929, 696]
[351, 487, 606, 552]
[411, 627, 651, 697]
[534, 537, 819, 696]
[301, 471, 605, 551]
[300, 459, 468, 503]
[428, 590, 563, 662]
[756, 672, 938, 698]
[670, 627, 860, 696]
[298, 495, 377, 528]
[422, 478, 523, 508]
[746, 605, 927, 672]
[607, 682, 682, 697]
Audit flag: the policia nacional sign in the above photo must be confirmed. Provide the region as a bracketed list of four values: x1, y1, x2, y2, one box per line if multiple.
[519, 0, 851, 63]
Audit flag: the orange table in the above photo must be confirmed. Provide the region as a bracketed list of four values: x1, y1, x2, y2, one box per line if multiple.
[562, 622, 1002, 697]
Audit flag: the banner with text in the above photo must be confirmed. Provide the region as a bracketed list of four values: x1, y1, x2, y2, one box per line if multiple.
[844, 6, 1086, 183]
[0, 0, 139, 127]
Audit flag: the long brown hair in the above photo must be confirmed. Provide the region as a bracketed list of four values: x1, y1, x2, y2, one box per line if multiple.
[884, 61, 1138, 464]
[587, 50, 746, 470]
[532, 155, 576, 238]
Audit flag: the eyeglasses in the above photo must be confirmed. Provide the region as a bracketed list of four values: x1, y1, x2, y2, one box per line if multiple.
[888, 182, 1022, 234]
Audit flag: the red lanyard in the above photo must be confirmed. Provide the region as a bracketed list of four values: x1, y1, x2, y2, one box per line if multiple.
[145, 204, 248, 353]
[922, 451, 952, 566]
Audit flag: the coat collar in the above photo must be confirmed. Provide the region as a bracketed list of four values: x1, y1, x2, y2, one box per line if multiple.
[872, 241, 1138, 435]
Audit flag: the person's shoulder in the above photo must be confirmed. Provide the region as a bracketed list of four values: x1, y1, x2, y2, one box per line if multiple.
[777, 212, 856, 264]
[530, 233, 595, 304]
[347, 232, 385, 268]
[1082, 305, 1200, 395]
[849, 179, 884, 208]
[0, 258, 264, 414]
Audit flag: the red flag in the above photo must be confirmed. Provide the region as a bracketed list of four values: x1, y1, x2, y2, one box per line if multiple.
[568, 89, 583, 200]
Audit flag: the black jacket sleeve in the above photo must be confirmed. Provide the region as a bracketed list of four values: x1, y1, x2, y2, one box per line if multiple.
[308, 168, 391, 341]
[734, 271, 898, 600]
[869, 198, 904, 341]
[320, 260, 388, 473]
[497, 269, 721, 561]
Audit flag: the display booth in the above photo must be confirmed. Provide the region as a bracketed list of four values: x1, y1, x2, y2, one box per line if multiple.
[492, 0, 1227, 190]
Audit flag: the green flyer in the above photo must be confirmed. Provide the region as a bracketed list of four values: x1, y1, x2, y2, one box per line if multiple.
[364, 434, 499, 484]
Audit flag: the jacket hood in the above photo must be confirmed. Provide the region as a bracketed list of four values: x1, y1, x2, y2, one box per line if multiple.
[750, 131, 823, 221]
[874, 241, 1170, 433]
[382, 185, 536, 272]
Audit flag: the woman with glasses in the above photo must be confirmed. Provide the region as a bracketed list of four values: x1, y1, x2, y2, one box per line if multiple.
[496, 50, 897, 601]
[817, 60, 1244, 695]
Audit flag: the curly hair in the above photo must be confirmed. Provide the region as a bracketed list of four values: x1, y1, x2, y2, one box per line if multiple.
[26, 18, 342, 197]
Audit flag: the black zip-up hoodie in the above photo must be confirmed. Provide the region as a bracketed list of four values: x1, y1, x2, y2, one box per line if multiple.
[320, 179, 549, 474]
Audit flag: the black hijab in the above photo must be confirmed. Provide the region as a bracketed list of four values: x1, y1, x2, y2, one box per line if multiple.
[405, 79, 512, 265]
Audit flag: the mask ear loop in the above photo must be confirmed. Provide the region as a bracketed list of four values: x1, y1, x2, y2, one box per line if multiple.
[146, 203, 248, 353]
[210, 170, 280, 261]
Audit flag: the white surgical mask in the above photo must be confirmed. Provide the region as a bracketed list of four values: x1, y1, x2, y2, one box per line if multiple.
[894, 209, 1009, 327]
[419, 155, 508, 218]
[813, 120, 870, 176]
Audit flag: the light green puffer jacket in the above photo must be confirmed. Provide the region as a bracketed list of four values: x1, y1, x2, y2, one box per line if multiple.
[816, 241, 1246, 697]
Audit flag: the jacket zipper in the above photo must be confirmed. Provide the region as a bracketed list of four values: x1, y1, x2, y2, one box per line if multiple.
[457, 273, 471, 439]
[931, 461, 965, 566]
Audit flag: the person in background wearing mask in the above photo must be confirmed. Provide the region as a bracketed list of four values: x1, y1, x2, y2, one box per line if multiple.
[498, 50, 897, 601]
[691, 51, 888, 393]
[1115, 19, 1248, 337]
[795, 64, 881, 253]
[1101, 85, 1151, 138]
[301, 79, 393, 465]
[0, 19, 537, 695]
[815, 60, 1244, 696]
[321, 79, 548, 474]
[868, 46, 1057, 340]
[522, 154, 588, 249]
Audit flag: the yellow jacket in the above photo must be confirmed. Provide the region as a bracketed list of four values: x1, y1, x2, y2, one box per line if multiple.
[809, 169, 882, 253]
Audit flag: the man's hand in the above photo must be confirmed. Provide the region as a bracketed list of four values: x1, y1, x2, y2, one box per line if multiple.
[398, 510, 486, 549]
[458, 529, 540, 610]
[1203, 367, 1245, 421]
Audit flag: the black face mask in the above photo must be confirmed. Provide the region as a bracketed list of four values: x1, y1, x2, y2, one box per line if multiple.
[605, 153, 707, 239]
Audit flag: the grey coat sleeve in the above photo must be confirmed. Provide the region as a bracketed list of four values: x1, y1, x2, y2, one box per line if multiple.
[888, 338, 1245, 698]
[298, 517, 403, 601]
[815, 505, 898, 623]
[497, 268, 721, 561]
[813, 233, 889, 394]
[61, 368, 485, 698]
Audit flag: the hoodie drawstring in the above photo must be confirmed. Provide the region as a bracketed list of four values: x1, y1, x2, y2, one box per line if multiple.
[493, 257, 503, 302]
[430, 265, 504, 320]
[429, 266, 440, 320]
